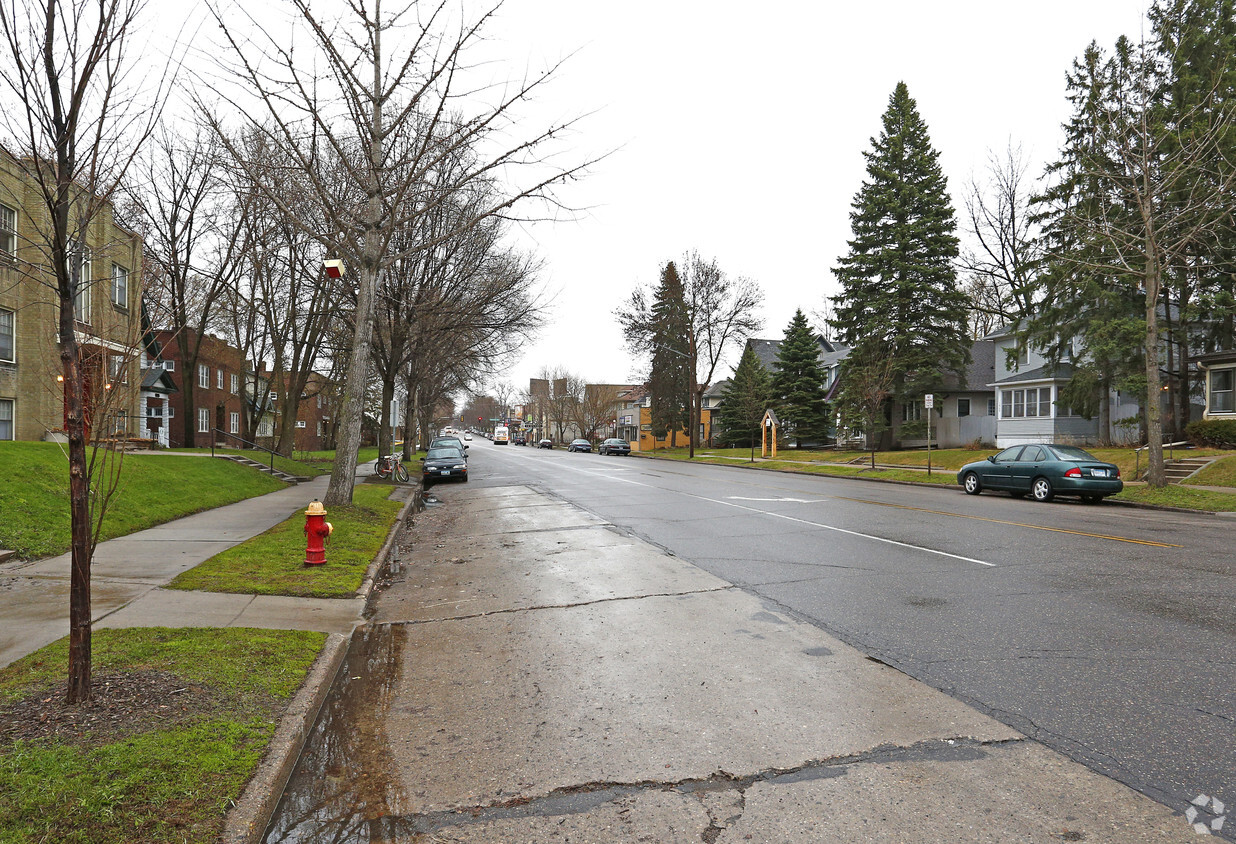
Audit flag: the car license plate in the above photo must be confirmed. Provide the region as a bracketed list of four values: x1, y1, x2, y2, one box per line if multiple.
[440, 470, 450, 475]
[1092, 468, 1108, 477]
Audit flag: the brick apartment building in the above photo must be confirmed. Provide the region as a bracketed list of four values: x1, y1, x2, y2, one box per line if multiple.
[150, 329, 249, 449]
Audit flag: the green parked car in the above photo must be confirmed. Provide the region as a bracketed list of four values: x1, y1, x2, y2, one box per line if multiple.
[957, 444, 1123, 503]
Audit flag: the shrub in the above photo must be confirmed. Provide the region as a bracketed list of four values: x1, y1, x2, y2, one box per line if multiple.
[1185, 419, 1236, 448]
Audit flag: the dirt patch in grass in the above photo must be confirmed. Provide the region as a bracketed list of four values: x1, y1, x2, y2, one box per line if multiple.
[0, 670, 220, 749]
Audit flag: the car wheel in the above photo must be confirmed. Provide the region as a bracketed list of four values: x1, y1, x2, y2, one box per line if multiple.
[1032, 477, 1054, 502]
[462, 475, 469, 483]
[962, 472, 981, 495]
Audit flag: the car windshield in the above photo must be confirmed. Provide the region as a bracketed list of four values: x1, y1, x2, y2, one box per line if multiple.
[426, 448, 462, 459]
[1048, 445, 1099, 461]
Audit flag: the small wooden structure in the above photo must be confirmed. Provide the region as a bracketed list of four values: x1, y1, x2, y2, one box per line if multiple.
[761, 409, 779, 458]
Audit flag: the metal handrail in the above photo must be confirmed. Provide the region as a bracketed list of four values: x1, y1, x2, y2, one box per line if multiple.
[211, 428, 278, 471]
[1133, 440, 1190, 479]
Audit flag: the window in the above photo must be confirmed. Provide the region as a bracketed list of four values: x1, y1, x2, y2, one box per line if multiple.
[256, 415, 273, 437]
[0, 203, 15, 256]
[269, 391, 278, 402]
[1212, 369, 1235, 413]
[217, 368, 224, 389]
[198, 363, 209, 388]
[166, 405, 174, 418]
[145, 402, 161, 418]
[0, 308, 13, 363]
[229, 411, 239, 434]
[902, 401, 922, 422]
[957, 398, 970, 418]
[987, 398, 996, 417]
[1018, 445, 1046, 462]
[295, 420, 306, 429]
[317, 420, 324, 437]
[73, 252, 91, 323]
[1015, 346, 1029, 369]
[0, 398, 12, 440]
[1000, 387, 1053, 419]
[197, 407, 209, 433]
[163, 359, 175, 372]
[111, 265, 128, 308]
[316, 394, 322, 409]
[108, 354, 127, 384]
[230, 373, 239, 394]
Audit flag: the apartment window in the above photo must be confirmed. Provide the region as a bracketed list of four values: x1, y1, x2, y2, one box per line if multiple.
[1212, 369, 1234, 413]
[269, 391, 278, 402]
[296, 420, 306, 429]
[73, 252, 92, 323]
[317, 420, 324, 437]
[163, 359, 175, 372]
[108, 354, 127, 384]
[957, 398, 971, 418]
[198, 363, 209, 389]
[229, 411, 239, 434]
[111, 265, 128, 309]
[0, 398, 12, 440]
[0, 308, 13, 362]
[217, 368, 224, 389]
[0, 203, 15, 256]
[316, 394, 322, 409]
[197, 407, 209, 433]
[256, 415, 273, 438]
[230, 373, 239, 394]
[165, 405, 174, 418]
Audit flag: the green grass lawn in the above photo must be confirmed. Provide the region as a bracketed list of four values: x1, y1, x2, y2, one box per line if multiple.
[1183, 454, 1236, 487]
[1111, 483, 1236, 511]
[168, 484, 404, 598]
[166, 447, 327, 478]
[0, 627, 324, 844]
[0, 443, 286, 559]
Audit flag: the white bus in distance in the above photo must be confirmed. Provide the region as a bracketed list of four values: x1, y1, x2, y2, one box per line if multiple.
[494, 425, 510, 444]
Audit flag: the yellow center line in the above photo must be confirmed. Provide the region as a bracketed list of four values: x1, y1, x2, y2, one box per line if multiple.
[833, 497, 1182, 548]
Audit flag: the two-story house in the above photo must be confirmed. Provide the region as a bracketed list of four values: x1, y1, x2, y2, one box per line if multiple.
[986, 325, 1142, 447]
[0, 149, 144, 442]
[1197, 349, 1236, 421]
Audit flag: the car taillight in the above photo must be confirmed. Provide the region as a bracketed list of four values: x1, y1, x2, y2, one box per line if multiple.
[1114, 468, 1120, 478]
[1065, 467, 1082, 478]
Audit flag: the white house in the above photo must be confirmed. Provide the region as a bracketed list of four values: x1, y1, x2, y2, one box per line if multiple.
[987, 325, 1141, 447]
[1197, 349, 1236, 420]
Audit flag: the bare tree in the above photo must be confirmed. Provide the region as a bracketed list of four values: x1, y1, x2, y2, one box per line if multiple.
[0, 0, 170, 702]
[200, 0, 594, 506]
[573, 383, 617, 441]
[959, 144, 1042, 336]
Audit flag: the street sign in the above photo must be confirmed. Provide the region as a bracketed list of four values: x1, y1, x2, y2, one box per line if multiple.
[924, 393, 934, 409]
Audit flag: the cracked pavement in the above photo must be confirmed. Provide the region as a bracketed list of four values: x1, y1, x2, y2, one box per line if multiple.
[264, 484, 1200, 842]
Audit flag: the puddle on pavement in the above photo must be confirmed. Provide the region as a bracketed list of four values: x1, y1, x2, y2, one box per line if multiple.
[262, 624, 409, 843]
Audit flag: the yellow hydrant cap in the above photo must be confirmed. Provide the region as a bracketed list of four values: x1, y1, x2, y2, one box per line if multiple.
[305, 500, 327, 516]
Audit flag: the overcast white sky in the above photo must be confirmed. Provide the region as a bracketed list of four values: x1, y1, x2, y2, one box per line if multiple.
[169, 1, 1154, 398]
[471, 0, 1153, 395]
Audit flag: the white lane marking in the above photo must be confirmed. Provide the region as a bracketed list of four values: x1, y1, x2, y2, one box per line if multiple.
[485, 447, 995, 568]
[727, 496, 827, 504]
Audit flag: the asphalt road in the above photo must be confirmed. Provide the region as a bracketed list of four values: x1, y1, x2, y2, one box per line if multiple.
[473, 441, 1236, 834]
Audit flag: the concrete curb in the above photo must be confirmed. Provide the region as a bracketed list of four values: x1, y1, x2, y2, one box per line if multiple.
[219, 486, 418, 844]
[219, 631, 349, 844]
[634, 452, 1227, 515]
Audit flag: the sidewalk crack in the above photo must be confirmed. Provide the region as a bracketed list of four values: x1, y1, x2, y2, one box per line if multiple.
[398, 586, 737, 624]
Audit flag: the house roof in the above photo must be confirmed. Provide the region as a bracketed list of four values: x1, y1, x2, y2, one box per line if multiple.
[940, 340, 995, 391]
[745, 335, 849, 372]
[704, 379, 730, 398]
[990, 362, 1075, 386]
[140, 367, 178, 394]
[1196, 349, 1236, 366]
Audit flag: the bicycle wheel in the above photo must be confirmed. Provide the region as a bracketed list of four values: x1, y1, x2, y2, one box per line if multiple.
[375, 458, 391, 479]
[394, 462, 410, 483]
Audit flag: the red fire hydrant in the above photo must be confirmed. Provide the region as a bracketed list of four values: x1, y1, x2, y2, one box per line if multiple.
[304, 500, 333, 566]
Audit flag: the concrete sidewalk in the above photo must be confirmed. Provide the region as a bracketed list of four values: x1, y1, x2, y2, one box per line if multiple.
[260, 484, 1204, 843]
[0, 470, 376, 670]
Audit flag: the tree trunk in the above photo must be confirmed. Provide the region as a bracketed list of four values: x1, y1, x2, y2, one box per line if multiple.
[62, 279, 92, 704]
[1143, 245, 1165, 487]
[402, 377, 416, 460]
[1098, 378, 1111, 447]
[378, 377, 395, 457]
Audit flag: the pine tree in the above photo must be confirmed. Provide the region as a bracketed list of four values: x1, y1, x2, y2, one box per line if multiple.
[772, 309, 830, 447]
[648, 261, 691, 445]
[831, 82, 969, 435]
[719, 345, 772, 458]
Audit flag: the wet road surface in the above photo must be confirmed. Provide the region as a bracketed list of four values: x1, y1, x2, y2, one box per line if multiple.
[259, 443, 1226, 842]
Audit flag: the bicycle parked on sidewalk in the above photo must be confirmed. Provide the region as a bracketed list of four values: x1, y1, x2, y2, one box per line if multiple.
[374, 453, 410, 483]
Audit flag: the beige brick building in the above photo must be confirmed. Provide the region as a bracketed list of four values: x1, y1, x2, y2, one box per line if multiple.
[0, 150, 144, 442]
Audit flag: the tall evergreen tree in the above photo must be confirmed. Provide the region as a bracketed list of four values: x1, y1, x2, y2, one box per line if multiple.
[772, 309, 830, 446]
[719, 344, 773, 458]
[648, 261, 691, 445]
[830, 82, 969, 443]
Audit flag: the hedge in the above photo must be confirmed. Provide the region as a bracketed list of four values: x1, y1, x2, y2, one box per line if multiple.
[1185, 418, 1236, 448]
